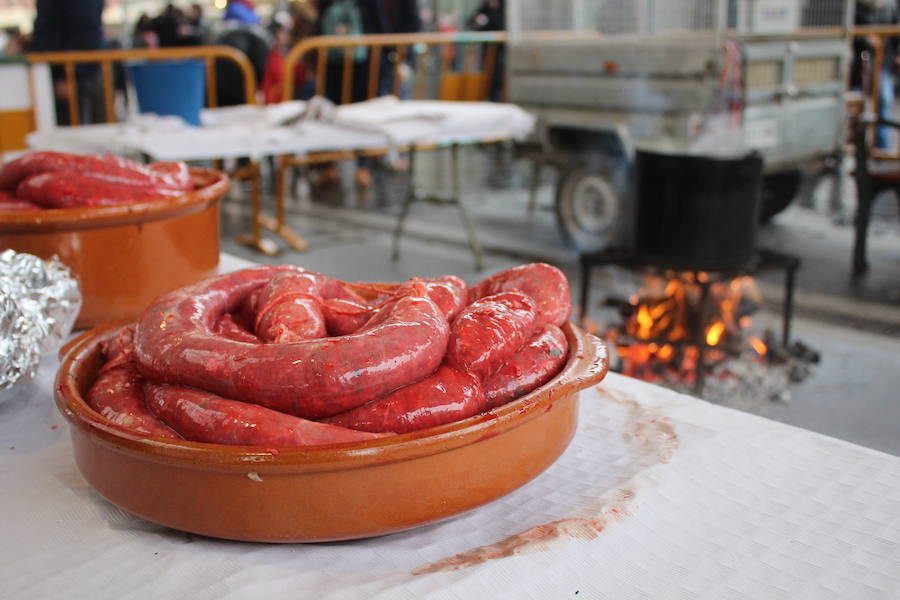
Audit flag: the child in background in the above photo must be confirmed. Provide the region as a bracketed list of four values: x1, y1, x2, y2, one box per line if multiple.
[262, 21, 292, 104]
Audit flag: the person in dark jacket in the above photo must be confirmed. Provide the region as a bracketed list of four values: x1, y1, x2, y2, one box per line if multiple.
[153, 4, 203, 47]
[31, 0, 104, 125]
[370, 0, 421, 97]
[467, 0, 504, 101]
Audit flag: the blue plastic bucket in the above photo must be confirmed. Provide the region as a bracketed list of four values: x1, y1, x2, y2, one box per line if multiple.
[129, 60, 205, 126]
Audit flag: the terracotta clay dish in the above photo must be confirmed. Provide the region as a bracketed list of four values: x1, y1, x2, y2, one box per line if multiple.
[55, 320, 609, 543]
[0, 168, 227, 329]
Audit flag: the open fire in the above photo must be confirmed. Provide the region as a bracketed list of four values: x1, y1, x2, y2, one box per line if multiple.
[595, 270, 817, 407]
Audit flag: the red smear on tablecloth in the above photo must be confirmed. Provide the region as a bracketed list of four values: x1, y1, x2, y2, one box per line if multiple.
[413, 383, 682, 576]
[412, 490, 634, 575]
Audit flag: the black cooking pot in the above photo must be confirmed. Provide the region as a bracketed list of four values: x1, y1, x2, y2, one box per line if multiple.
[632, 148, 762, 272]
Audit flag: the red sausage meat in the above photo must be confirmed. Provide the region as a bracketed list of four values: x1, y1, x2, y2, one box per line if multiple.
[133, 266, 451, 419]
[145, 383, 389, 445]
[324, 366, 485, 433]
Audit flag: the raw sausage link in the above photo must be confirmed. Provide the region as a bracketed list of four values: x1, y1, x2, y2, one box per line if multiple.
[323, 366, 485, 433]
[214, 313, 260, 344]
[86, 364, 181, 439]
[17, 171, 182, 209]
[360, 276, 467, 331]
[468, 263, 571, 328]
[444, 291, 537, 380]
[133, 266, 450, 419]
[321, 298, 373, 336]
[0, 151, 192, 191]
[145, 383, 390, 446]
[254, 271, 326, 342]
[482, 324, 569, 409]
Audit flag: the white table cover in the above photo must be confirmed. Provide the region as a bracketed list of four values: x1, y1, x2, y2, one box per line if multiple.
[1, 343, 898, 597]
[25, 99, 535, 163]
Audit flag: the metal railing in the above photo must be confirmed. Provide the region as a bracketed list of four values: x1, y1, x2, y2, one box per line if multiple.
[281, 31, 508, 104]
[26, 45, 258, 126]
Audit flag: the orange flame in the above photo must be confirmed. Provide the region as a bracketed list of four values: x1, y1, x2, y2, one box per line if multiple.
[750, 337, 767, 356]
[705, 321, 726, 346]
[612, 271, 766, 385]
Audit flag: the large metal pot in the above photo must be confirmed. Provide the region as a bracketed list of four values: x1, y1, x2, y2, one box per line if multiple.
[632, 149, 762, 272]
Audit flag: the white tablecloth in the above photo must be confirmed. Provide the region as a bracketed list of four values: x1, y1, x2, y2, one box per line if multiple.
[25, 99, 536, 162]
[1, 259, 898, 599]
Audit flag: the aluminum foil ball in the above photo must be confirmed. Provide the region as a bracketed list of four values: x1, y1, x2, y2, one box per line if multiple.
[0, 250, 81, 400]
[0, 291, 41, 397]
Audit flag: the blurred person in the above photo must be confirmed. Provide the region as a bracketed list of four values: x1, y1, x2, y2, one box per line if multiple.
[2, 27, 25, 55]
[467, 0, 504, 101]
[132, 14, 159, 49]
[369, 0, 421, 97]
[315, 0, 372, 192]
[225, 0, 261, 26]
[437, 11, 459, 66]
[262, 20, 292, 104]
[187, 4, 210, 43]
[468, 0, 503, 31]
[214, 7, 271, 106]
[153, 4, 203, 47]
[152, 4, 182, 47]
[31, 0, 104, 125]
[291, 0, 319, 99]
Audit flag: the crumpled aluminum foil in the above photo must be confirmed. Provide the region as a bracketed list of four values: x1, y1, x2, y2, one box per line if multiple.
[0, 249, 81, 403]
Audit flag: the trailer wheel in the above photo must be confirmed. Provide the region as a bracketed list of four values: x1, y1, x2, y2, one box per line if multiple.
[555, 165, 626, 251]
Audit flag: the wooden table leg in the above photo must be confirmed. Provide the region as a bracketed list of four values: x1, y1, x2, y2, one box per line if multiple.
[258, 214, 309, 252]
[235, 161, 280, 256]
[257, 154, 308, 252]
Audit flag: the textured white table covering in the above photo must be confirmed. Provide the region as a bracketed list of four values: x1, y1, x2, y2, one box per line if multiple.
[1, 366, 898, 599]
[26, 100, 535, 162]
[1, 256, 898, 599]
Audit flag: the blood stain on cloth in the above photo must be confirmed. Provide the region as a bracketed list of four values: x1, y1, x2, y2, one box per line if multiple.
[596, 385, 680, 463]
[412, 490, 634, 575]
[413, 384, 681, 575]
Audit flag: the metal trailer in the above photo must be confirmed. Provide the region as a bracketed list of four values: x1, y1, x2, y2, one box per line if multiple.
[507, 0, 853, 250]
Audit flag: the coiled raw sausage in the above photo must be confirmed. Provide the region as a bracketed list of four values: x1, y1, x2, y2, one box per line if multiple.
[87, 262, 574, 446]
[133, 266, 451, 419]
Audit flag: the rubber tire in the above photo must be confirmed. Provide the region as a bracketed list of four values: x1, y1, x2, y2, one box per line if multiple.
[555, 162, 628, 252]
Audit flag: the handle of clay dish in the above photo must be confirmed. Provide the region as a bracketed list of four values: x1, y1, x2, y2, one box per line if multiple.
[58, 321, 126, 361]
[567, 332, 610, 394]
